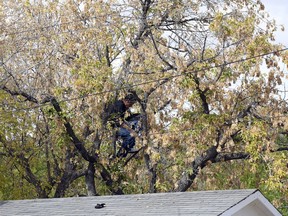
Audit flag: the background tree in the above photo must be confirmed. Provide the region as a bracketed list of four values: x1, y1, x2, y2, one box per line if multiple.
[0, 0, 287, 213]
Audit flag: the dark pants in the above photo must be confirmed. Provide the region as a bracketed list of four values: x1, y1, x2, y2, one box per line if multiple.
[118, 127, 135, 150]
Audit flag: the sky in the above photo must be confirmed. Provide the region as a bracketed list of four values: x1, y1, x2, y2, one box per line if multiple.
[261, 0, 288, 46]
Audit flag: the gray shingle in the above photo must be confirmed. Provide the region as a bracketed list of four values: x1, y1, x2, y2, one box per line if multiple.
[0, 189, 259, 216]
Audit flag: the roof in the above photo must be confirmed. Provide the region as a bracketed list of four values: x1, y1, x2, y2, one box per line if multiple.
[0, 189, 281, 216]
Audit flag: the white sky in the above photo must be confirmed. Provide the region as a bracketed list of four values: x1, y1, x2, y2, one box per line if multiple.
[261, 0, 288, 46]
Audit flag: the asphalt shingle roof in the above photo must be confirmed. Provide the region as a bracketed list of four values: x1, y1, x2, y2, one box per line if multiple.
[0, 189, 259, 216]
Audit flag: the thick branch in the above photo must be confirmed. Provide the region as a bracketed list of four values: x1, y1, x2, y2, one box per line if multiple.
[18, 153, 49, 198]
[212, 152, 250, 163]
[1, 135, 49, 197]
[174, 146, 252, 192]
[0, 85, 38, 103]
[193, 76, 209, 114]
[271, 147, 288, 152]
[50, 97, 97, 162]
[54, 168, 86, 198]
[97, 163, 124, 195]
[174, 144, 276, 192]
[85, 162, 98, 196]
[54, 148, 87, 198]
[163, 16, 212, 26]
[144, 153, 157, 193]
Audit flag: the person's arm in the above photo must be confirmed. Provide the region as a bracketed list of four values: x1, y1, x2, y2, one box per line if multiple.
[120, 121, 139, 137]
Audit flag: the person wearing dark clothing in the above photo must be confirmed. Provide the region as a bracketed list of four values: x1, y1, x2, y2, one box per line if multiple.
[102, 94, 138, 155]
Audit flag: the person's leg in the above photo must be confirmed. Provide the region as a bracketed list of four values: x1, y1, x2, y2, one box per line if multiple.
[127, 136, 135, 150]
[118, 127, 135, 151]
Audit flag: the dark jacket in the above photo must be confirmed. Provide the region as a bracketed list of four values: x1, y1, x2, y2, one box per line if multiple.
[102, 100, 127, 128]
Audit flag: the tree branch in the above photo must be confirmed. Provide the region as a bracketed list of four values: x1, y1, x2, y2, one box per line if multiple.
[0, 85, 38, 103]
[18, 153, 49, 198]
[192, 75, 209, 114]
[175, 134, 288, 192]
[150, 31, 175, 69]
[85, 162, 98, 196]
[49, 97, 97, 162]
[212, 152, 250, 163]
[147, 78, 170, 97]
[144, 153, 157, 193]
[97, 163, 124, 195]
[131, 0, 152, 48]
[174, 147, 248, 192]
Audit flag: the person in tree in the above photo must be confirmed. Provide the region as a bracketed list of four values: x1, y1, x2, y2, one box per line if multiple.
[102, 93, 139, 156]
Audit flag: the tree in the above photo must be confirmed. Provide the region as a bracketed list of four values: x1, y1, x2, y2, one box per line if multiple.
[1, 0, 287, 213]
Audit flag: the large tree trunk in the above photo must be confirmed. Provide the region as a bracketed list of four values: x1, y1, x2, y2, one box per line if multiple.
[85, 162, 97, 196]
[144, 153, 157, 193]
